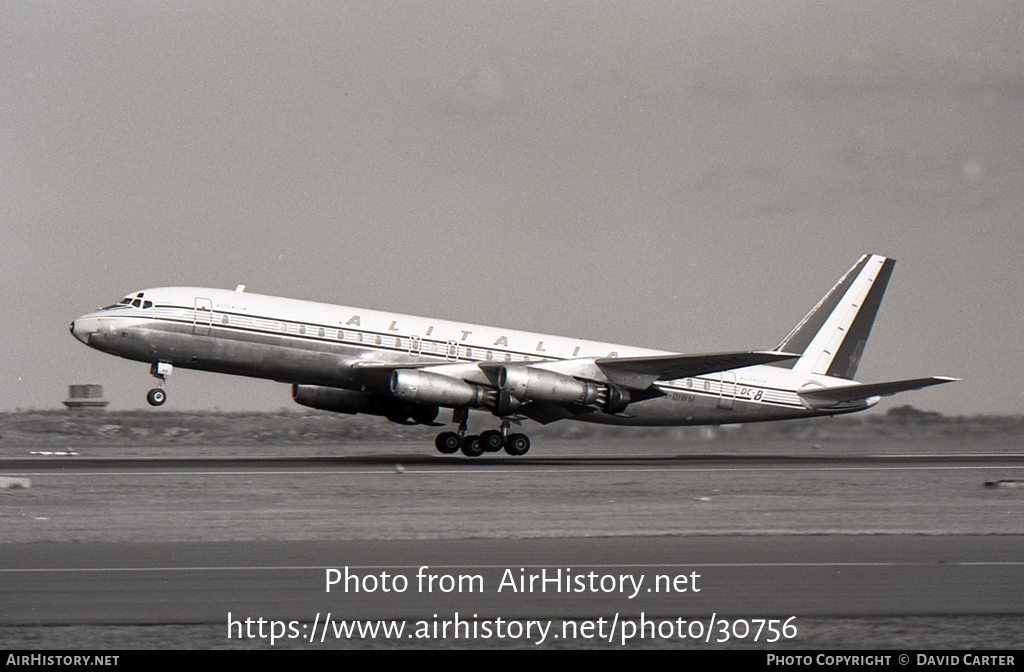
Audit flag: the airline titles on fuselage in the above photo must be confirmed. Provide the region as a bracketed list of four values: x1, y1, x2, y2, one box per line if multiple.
[202, 298, 770, 403]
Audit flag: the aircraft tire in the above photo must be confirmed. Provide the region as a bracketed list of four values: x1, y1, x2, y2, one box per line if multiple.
[460, 435, 484, 457]
[505, 434, 530, 456]
[146, 388, 166, 406]
[480, 430, 505, 452]
[435, 432, 461, 454]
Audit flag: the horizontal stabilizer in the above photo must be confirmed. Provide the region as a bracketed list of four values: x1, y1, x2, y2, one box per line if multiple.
[596, 350, 800, 389]
[798, 376, 958, 408]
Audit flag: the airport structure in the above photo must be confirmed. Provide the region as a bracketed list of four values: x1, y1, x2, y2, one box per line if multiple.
[62, 384, 109, 411]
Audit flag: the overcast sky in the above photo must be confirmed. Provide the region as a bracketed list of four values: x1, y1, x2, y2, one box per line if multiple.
[2, 1, 1022, 415]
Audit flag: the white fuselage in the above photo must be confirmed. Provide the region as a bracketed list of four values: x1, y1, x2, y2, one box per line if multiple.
[71, 286, 869, 425]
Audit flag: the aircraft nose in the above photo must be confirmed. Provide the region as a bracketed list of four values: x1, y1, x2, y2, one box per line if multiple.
[71, 317, 95, 345]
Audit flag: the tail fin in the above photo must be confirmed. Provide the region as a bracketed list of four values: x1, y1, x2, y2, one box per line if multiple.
[773, 254, 896, 380]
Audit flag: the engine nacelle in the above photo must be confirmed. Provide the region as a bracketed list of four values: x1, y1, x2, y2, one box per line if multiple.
[493, 390, 523, 415]
[291, 384, 439, 424]
[603, 384, 631, 414]
[390, 370, 491, 408]
[498, 366, 631, 413]
[292, 384, 372, 414]
[499, 366, 602, 404]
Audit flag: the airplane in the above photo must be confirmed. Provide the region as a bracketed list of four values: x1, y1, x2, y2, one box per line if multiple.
[70, 253, 956, 456]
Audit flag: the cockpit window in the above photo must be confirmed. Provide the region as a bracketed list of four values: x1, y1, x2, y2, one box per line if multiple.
[108, 292, 152, 309]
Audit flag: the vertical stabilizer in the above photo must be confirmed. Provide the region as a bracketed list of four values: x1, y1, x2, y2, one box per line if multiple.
[773, 254, 895, 380]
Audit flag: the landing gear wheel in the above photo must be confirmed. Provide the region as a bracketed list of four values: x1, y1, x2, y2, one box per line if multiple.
[505, 433, 530, 456]
[460, 435, 484, 457]
[480, 430, 505, 452]
[435, 432, 461, 454]
[146, 388, 166, 406]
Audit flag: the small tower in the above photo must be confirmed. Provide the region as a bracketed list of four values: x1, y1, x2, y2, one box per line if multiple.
[63, 384, 109, 410]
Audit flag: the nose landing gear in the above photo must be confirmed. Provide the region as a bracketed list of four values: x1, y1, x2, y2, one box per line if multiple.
[146, 362, 173, 407]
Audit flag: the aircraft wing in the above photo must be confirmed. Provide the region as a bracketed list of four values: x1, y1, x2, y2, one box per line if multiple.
[344, 359, 431, 391]
[517, 400, 594, 425]
[349, 360, 428, 372]
[798, 376, 958, 408]
[594, 350, 800, 389]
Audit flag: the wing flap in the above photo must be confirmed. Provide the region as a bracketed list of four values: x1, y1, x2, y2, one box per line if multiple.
[517, 401, 588, 425]
[798, 376, 958, 408]
[594, 350, 800, 389]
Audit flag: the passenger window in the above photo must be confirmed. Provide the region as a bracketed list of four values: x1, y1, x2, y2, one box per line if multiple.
[318, 327, 325, 337]
[375, 335, 382, 345]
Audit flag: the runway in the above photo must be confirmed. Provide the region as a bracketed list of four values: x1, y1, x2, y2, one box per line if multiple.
[5, 450, 1024, 470]
[3, 449, 1024, 541]
[2, 444, 1023, 646]
[3, 536, 1023, 627]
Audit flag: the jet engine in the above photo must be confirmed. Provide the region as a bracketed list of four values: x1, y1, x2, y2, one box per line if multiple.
[291, 384, 439, 424]
[390, 370, 492, 408]
[498, 366, 631, 413]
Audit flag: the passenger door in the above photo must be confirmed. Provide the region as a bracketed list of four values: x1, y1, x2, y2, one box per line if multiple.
[718, 371, 736, 410]
[194, 297, 213, 335]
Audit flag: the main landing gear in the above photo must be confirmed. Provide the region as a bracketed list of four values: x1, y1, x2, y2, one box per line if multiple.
[146, 362, 173, 407]
[434, 410, 531, 457]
